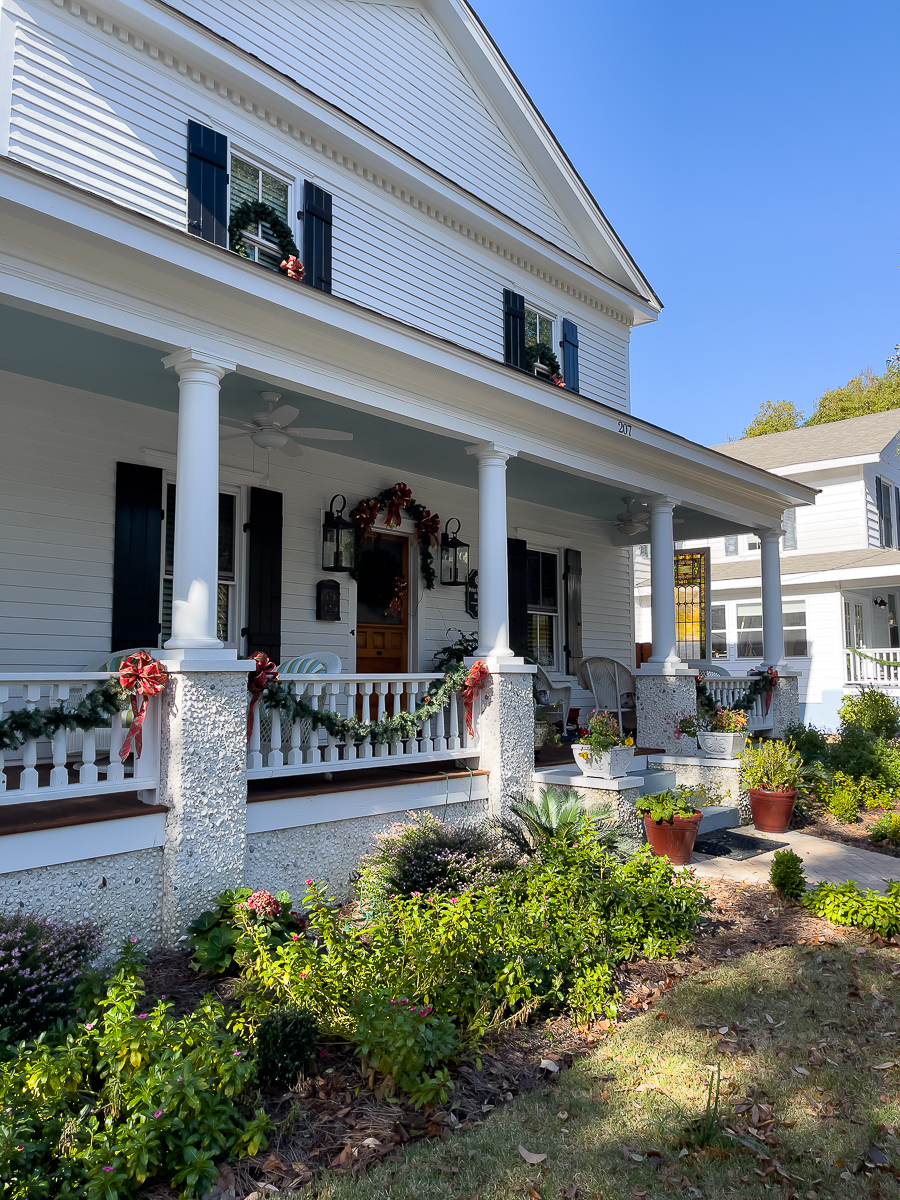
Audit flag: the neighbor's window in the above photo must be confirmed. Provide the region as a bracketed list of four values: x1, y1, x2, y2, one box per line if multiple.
[526, 548, 558, 669]
[877, 477, 895, 548]
[782, 507, 797, 551]
[162, 486, 237, 644]
[783, 599, 808, 657]
[724, 535, 738, 556]
[525, 305, 554, 353]
[230, 155, 290, 270]
[737, 601, 763, 658]
[711, 604, 727, 658]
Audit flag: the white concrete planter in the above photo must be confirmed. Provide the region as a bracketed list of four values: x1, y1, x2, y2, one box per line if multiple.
[698, 731, 745, 759]
[572, 743, 634, 779]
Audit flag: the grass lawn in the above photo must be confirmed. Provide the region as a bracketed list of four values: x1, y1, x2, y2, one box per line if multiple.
[272, 944, 900, 1200]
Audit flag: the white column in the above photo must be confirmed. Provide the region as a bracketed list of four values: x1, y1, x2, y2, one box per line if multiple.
[467, 443, 517, 659]
[759, 527, 786, 667]
[647, 497, 681, 669]
[162, 349, 236, 651]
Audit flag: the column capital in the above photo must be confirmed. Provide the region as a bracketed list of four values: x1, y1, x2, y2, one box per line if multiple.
[754, 527, 783, 543]
[162, 348, 237, 380]
[466, 442, 519, 463]
[646, 494, 680, 511]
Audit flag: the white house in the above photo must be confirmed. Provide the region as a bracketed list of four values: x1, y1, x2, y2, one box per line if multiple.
[637, 409, 900, 729]
[0, 0, 814, 945]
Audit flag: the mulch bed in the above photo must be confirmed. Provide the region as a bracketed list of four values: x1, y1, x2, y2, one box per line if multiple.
[136, 878, 878, 1200]
[792, 802, 900, 858]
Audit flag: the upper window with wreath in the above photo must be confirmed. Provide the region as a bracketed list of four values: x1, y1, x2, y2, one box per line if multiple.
[229, 155, 293, 270]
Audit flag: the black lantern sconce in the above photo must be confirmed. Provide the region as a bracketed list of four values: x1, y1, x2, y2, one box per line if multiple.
[322, 495, 355, 572]
[440, 518, 469, 586]
[875, 595, 888, 609]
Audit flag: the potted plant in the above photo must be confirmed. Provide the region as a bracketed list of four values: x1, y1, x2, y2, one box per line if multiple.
[698, 707, 748, 759]
[739, 739, 809, 833]
[534, 708, 562, 753]
[572, 710, 634, 779]
[636, 786, 704, 865]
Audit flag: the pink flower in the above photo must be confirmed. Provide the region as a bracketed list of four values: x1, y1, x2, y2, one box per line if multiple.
[153, 1111, 162, 1119]
[84, 1023, 94, 1030]
[320, 1049, 328, 1057]
[306, 878, 313, 886]
[102, 1167, 113, 1172]
[137, 1014, 148, 1019]
[130, 937, 138, 944]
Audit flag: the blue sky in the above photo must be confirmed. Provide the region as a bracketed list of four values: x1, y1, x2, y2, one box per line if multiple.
[475, 0, 900, 445]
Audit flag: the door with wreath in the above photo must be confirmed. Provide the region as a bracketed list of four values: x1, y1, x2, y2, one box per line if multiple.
[355, 533, 409, 675]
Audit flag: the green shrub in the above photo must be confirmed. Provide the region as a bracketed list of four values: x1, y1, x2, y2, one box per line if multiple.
[784, 721, 830, 766]
[769, 849, 806, 899]
[870, 813, 900, 844]
[739, 739, 808, 791]
[858, 776, 895, 809]
[187, 887, 304, 974]
[352, 993, 457, 1092]
[803, 879, 900, 938]
[636, 785, 703, 823]
[256, 1006, 319, 1087]
[824, 771, 861, 823]
[839, 686, 900, 738]
[0, 942, 268, 1199]
[871, 738, 900, 789]
[0, 912, 100, 1042]
[785, 722, 900, 788]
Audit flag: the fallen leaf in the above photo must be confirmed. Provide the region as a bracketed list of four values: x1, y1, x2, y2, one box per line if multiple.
[718, 1026, 730, 1035]
[560, 1186, 580, 1199]
[434, 1163, 459, 1174]
[793, 1067, 810, 1077]
[557, 1108, 569, 1120]
[519, 1145, 548, 1164]
[867, 1146, 890, 1167]
[361, 1138, 381, 1148]
[261, 1156, 285, 1174]
[540, 1059, 560, 1073]
[873, 1062, 897, 1071]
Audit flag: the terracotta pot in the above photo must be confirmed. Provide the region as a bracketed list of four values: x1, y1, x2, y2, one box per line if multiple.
[643, 810, 703, 866]
[748, 787, 797, 834]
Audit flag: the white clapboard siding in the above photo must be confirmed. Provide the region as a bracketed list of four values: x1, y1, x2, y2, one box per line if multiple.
[170, 0, 583, 256]
[576, 322, 629, 410]
[792, 475, 867, 554]
[9, 19, 186, 227]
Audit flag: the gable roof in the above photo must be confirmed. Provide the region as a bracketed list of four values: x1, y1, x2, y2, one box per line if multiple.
[710, 409, 900, 471]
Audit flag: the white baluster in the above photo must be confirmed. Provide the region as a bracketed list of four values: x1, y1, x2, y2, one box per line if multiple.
[288, 685, 305, 766]
[359, 682, 373, 760]
[107, 711, 125, 782]
[434, 690, 448, 753]
[268, 705, 283, 768]
[79, 727, 98, 786]
[50, 727, 69, 787]
[247, 697, 263, 770]
[307, 686, 322, 765]
[20, 683, 42, 792]
[373, 682, 388, 758]
[448, 687, 461, 751]
[0, 685, 6, 793]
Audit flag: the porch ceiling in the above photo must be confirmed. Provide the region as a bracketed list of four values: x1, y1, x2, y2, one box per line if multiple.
[0, 302, 753, 539]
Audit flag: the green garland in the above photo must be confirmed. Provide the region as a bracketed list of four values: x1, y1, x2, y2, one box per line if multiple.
[228, 201, 299, 262]
[351, 485, 441, 590]
[847, 646, 900, 669]
[696, 668, 777, 721]
[524, 340, 562, 378]
[0, 680, 129, 753]
[264, 665, 467, 746]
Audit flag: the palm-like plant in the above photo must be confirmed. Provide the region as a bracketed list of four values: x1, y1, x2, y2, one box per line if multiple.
[499, 785, 637, 858]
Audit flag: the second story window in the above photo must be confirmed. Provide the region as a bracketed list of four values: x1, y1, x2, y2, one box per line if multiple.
[502, 291, 578, 388]
[230, 156, 291, 270]
[876, 476, 895, 547]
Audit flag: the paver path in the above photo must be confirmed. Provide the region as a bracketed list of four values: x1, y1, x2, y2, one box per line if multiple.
[685, 825, 900, 894]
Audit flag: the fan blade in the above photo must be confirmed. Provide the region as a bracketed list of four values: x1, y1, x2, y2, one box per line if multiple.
[270, 404, 300, 426]
[283, 428, 353, 441]
[220, 431, 249, 441]
[279, 440, 304, 458]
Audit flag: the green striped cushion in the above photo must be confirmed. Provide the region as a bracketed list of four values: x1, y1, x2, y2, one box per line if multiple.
[279, 657, 328, 675]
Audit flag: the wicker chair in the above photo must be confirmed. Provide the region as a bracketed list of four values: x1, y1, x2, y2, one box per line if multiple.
[534, 665, 572, 728]
[687, 661, 732, 677]
[576, 656, 637, 734]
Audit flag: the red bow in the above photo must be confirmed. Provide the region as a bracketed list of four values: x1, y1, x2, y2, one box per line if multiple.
[247, 652, 279, 741]
[461, 660, 489, 736]
[351, 498, 380, 537]
[764, 666, 779, 715]
[279, 255, 305, 281]
[118, 652, 167, 762]
[384, 483, 412, 529]
[386, 576, 408, 615]
[416, 511, 441, 549]
[551, 374, 566, 388]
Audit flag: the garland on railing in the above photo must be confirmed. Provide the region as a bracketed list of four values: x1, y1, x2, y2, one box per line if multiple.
[847, 646, 900, 669]
[261, 660, 488, 746]
[696, 666, 779, 721]
[350, 482, 442, 589]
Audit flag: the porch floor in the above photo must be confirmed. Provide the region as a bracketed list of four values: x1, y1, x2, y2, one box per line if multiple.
[247, 764, 489, 803]
[0, 793, 167, 837]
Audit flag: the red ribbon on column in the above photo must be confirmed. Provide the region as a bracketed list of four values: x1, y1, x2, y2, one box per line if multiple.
[764, 666, 779, 715]
[461, 660, 490, 737]
[118, 652, 167, 762]
[247, 652, 279, 742]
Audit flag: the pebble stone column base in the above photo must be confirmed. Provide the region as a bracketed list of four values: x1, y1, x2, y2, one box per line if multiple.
[770, 674, 800, 738]
[636, 672, 699, 754]
[158, 664, 251, 942]
[467, 659, 535, 820]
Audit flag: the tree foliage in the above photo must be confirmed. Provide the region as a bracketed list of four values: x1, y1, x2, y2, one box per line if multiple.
[742, 400, 804, 438]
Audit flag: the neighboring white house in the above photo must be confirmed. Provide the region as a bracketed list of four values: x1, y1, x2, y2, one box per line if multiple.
[0, 0, 814, 944]
[635, 409, 900, 729]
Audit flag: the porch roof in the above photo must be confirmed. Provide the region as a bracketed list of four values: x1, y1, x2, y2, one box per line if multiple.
[712, 548, 900, 589]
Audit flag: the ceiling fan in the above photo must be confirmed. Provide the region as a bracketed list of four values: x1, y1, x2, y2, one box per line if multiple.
[220, 392, 353, 458]
[614, 496, 683, 537]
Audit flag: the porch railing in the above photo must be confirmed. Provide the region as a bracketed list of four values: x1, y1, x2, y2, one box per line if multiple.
[702, 675, 772, 730]
[845, 648, 900, 687]
[247, 673, 478, 780]
[0, 674, 160, 805]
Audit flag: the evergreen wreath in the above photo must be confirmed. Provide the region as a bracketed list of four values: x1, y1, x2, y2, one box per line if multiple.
[524, 339, 562, 378]
[228, 201, 299, 264]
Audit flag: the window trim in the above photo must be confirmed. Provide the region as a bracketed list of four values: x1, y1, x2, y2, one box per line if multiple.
[228, 148, 295, 265]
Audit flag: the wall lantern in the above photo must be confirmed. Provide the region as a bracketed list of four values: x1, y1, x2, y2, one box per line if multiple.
[322, 495, 355, 572]
[874, 595, 888, 609]
[440, 518, 469, 586]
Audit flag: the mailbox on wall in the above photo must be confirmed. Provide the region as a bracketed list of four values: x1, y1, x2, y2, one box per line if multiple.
[316, 578, 341, 621]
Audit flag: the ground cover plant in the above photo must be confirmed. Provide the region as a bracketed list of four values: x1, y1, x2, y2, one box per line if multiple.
[0, 910, 100, 1042]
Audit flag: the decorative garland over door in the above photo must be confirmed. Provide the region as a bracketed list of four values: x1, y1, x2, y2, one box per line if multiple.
[350, 483, 442, 589]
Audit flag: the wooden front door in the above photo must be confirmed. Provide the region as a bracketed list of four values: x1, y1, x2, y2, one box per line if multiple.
[355, 533, 408, 674]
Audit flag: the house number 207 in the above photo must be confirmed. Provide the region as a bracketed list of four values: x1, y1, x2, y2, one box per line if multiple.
[617, 420, 633, 436]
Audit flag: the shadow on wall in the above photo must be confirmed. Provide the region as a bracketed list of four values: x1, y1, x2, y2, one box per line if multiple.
[799, 689, 844, 733]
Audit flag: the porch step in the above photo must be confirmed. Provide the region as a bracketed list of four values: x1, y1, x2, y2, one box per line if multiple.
[636, 768, 676, 796]
[698, 805, 741, 834]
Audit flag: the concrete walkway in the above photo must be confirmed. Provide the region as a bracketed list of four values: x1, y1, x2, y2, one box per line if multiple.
[685, 826, 900, 894]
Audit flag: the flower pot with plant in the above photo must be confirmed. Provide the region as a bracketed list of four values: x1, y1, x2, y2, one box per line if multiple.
[636, 786, 705, 865]
[572, 710, 634, 778]
[739, 739, 814, 833]
[698, 707, 748, 759]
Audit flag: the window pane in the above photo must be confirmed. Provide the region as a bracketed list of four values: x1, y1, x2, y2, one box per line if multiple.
[724, 535, 738, 556]
[785, 634, 808, 656]
[261, 172, 288, 220]
[527, 612, 556, 668]
[526, 549, 557, 610]
[218, 494, 235, 580]
[525, 308, 537, 346]
[217, 583, 230, 643]
[538, 314, 553, 345]
[711, 631, 728, 658]
[737, 603, 762, 629]
[231, 157, 259, 216]
[711, 604, 726, 631]
[737, 630, 763, 657]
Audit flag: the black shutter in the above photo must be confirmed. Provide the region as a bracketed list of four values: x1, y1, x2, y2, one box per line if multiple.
[507, 537, 528, 656]
[112, 463, 163, 652]
[302, 180, 333, 292]
[187, 120, 228, 246]
[247, 486, 283, 663]
[503, 289, 526, 369]
[561, 319, 580, 393]
[563, 548, 583, 675]
[876, 476, 886, 546]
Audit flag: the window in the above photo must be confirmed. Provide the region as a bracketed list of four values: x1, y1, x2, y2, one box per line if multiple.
[890, 594, 899, 648]
[526, 548, 558, 668]
[525, 305, 554, 353]
[229, 155, 291, 270]
[737, 602, 763, 658]
[856, 602, 865, 648]
[783, 599, 808, 656]
[844, 599, 853, 649]
[724, 535, 738, 556]
[876, 476, 894, 548]
[162, 486, 239, 644]
[782, 507, 797, 551]
[747, 538, 761, 551]
[711, 604, 727, 658]
[675, 550, 709, 660]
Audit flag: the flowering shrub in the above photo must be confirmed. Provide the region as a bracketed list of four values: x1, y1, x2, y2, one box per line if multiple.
[708, 707, 747, 733]
[0, 911, 100, 1041]
[355, 811, 517, 911]
[871, 812, 900, 844]
[188, 887, 304, 974]
[352, 992, 457, 1089]
[0, 941, 268, 1199]
[578, 710, 633, 753]
[244, 889, 282, 917]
